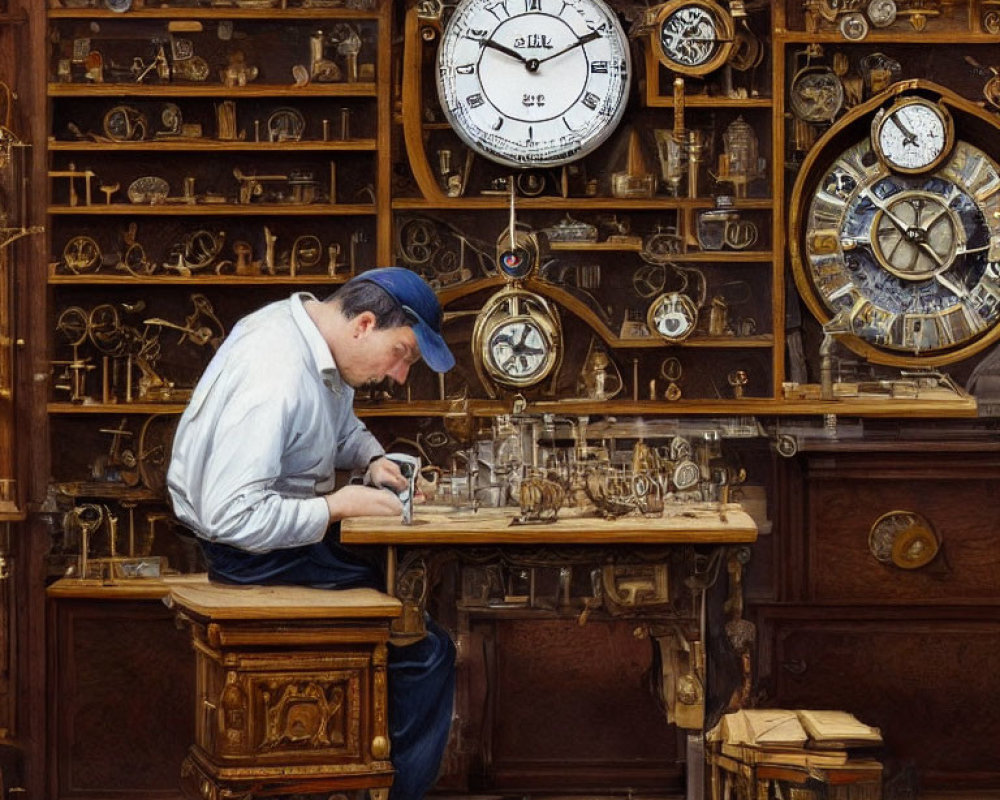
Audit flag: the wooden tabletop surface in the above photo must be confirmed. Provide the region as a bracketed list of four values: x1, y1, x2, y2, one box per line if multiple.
[341, 504, 758, 545]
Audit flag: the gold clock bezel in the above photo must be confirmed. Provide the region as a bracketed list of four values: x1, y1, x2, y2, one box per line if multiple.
[789, 81, 1000, 368]
[472, 286, 562, 396]
[871, 96, 955, 175]
[646, 291, 700, 342]
[651, 0, 735, 76]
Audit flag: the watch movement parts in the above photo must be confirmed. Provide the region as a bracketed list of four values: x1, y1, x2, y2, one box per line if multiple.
[791, 82, 1000, 366]
[650, 0, 736, 76]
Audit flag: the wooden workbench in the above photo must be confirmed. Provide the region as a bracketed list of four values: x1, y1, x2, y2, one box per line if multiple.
[340, 503, 758, 545]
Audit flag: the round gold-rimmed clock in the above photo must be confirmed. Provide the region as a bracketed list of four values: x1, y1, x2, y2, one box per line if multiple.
[436, 0, 631, 169]
[647, 291, 699, 341]
[790, 84, 1000, 367]
[871, 96, 954, 174]
[650, 0, 735, 76]
[472, 285, 562, 395]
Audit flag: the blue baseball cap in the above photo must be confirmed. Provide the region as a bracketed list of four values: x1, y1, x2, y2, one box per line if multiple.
[348, 267, 455, 372]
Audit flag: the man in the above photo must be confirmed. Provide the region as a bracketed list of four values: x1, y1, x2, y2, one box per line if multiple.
[167, 267, 456, 800]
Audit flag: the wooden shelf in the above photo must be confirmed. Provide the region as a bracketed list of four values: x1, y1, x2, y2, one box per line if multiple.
[351, 394, 977, 418]
[49, 273, 350, 285]
[392, 197, 773, 211]
[49, 139, 378, 152]
[547, 243, 773, 262]
[48, 83, 378, 98]
[48, 7, 382, 20]
[644, 96, 773, 109]
[48, 402, 186, 415]
[46, 393, 978, 419]
[775, 30, 994, 44]
[48, 203, 375, 216]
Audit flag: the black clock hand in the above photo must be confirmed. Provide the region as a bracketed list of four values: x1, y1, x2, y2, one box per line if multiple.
[481, 38, 530, 66]
[888, 112, 918, 146]
[534, 29, 603, 66]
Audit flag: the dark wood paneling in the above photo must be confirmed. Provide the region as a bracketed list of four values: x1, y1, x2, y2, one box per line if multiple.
[757, 607, 1000, 791]
[47, 597, 193, 800]
[805, 453, 1000, 604]
[488, 618, 681, 791]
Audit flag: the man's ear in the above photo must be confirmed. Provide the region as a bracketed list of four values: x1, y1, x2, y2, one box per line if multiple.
[352, 310, 377, 337]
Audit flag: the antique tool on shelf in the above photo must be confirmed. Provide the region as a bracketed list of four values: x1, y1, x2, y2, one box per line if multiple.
[712, 116, 765, 198]
[233, 168, 289, 204]
[49, 163, 97, 206]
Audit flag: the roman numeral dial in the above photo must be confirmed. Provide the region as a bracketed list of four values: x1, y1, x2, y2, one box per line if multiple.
[436, 0, 630, 167]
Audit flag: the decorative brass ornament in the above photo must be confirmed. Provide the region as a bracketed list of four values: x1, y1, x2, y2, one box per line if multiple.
[868, 509, 940, 569]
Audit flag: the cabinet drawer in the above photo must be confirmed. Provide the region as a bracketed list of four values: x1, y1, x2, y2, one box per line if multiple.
[806, 453, 1000, 604]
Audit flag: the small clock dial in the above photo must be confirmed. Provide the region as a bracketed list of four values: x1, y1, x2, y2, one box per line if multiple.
[798, 136, 1000, 361]
[647, 291, 699, 341]
[436, 0, 631, 168]
[872, 97, 953, 174]
[652, 0, 734, 75]
[473, 287, 562, 392]
[489, 319, 550, 380]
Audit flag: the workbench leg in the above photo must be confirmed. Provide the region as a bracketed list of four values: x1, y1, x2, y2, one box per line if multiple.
[686, 732, 705, 800]
[386, 545, 396, 595]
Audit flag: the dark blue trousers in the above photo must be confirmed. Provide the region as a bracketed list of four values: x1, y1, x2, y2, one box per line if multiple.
[200, 526, 456, 800]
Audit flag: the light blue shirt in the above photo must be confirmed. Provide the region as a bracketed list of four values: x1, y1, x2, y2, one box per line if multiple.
[167, 293, 384, 552]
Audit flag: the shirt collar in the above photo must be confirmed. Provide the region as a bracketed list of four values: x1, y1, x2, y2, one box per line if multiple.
[290, 292, 344, 394]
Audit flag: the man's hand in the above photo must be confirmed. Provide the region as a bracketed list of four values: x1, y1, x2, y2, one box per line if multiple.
[366, 456, 408, 492]
[326, 484, 402, 521]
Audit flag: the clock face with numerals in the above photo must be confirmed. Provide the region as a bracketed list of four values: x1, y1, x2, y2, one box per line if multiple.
[795, 135, 1000, 364]
[436, 0, 631, 168]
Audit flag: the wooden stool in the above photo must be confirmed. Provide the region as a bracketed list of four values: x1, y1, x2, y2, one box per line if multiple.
[167, 578, 402, 800]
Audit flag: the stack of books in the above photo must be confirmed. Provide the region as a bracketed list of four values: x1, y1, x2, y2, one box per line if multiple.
[711, 708, 883, 768]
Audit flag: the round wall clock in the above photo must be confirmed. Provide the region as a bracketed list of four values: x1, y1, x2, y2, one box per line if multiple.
[651, 0, 734, 76]
[792, 93, 1000, 365]
[871, 96, 954, 174]
[647, 291, 699, 341]
[472, 286, 562, 394]
[436, 0, 631, 168]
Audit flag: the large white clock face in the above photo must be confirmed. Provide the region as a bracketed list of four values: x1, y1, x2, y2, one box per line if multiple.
[873, 98, 953, 174]
[436, 0, 631, 168]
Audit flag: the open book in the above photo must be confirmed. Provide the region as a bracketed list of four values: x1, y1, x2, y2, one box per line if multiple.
[797, 709, 883, 748]
[721, 709, 808, 748]
[719, 708, 883, 750]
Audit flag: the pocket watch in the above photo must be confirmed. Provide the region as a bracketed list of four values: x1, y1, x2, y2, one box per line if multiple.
[647, 291, 699, 341]
[435, 0, 631, 168]
[472, 286, 562, 396]
[651, 0, 735, 76]
[793, 127, 1000, 364]
[866, 0, 897, 27]
[871, 96, 954, 174]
